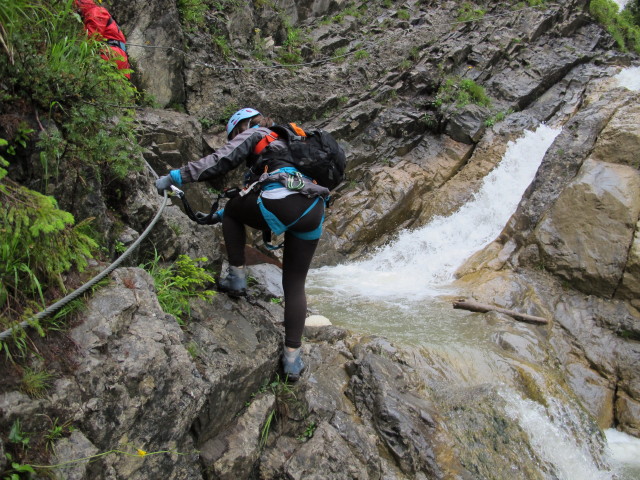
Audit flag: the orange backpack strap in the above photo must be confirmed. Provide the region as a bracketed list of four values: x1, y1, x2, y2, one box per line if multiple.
[253, 131, 279, 155]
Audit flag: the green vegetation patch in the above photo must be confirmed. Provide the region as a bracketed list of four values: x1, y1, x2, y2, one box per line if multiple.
[0, 155, 98, 334]
[590, 0, 640, 53]
[435, 76, 492, 109]
[143, 254, 216, 324]
[457, 2, 487, 23]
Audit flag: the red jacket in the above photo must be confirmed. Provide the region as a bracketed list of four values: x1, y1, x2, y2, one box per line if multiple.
[74, 0, 131, 78]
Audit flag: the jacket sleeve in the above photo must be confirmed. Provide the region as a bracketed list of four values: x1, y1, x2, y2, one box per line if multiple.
[178, 128, 265, 183]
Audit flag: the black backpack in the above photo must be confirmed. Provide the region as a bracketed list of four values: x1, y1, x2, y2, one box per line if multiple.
[254, 123, 346, 191]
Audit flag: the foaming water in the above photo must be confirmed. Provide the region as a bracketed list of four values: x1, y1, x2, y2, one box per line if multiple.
[309, 124, 561, 301]
[605, 430, 640, 479]
[614, 66, 640, 91]
[502, 391, 614, 480]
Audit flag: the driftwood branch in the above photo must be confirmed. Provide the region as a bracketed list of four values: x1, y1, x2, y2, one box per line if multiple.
[452, 299, 549, 325]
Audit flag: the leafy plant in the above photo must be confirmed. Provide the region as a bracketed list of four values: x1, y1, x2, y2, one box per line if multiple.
[2, 0, 144, 188]
[3, 460, 36, 480]
[397, 9, 410, 21]
[0, 164, 98, 331]
[354, 49, 370, 60]
[399, 59, 413, 71]
[457, 2, 486, 23]
[44, 417, 74, 450]
[143, 254, 216, 324]
[177, 0, 209, 30]
[8, 419, 30, 450]
[6, 123, 34, 156]
[212, 34, 232, 58]
[590, 0, 640, 53]
[298, 420, 317, 441]
[332, 46, 349, 63]
[484, 109, 514, 127]
[277, 18, 306, 67]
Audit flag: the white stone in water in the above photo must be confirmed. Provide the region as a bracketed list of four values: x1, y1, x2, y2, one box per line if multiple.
[305, 315, 332, 327]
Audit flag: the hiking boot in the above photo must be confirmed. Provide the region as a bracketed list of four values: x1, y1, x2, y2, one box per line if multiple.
[282, 346, 305, 382]
[218, 265, 246, 296]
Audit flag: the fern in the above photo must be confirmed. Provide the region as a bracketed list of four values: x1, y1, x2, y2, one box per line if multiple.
[0, 177, 98, 327]
[143, 254, 216, 324]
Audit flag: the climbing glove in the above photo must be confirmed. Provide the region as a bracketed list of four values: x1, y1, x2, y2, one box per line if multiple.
[155, 174, 174, 195]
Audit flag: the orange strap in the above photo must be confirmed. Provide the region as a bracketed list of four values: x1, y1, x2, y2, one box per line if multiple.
[289, 123, 306, 137]
[253, 131, 279, 155]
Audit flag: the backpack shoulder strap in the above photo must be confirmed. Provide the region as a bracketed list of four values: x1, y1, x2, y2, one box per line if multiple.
[253, 123, 307, 155]
[253, 130, 279, 155]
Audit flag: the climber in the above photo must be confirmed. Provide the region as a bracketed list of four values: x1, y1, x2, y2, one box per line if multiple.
[74, 0, 131, 79]
[155, 108, 329, 382]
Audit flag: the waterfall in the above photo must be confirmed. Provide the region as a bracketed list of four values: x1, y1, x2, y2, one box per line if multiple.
[606, 429, 640, 479]
[310, 124, 561, 301]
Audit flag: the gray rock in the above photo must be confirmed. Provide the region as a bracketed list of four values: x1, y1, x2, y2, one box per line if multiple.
[200, 393, 277, 480]
[535, 158, 640, 297]
[112, 0, 185, 107]
[53, 431, 100, 480]
[247, 263, 284, 298]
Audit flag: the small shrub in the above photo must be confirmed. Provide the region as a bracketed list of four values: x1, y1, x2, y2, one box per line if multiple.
[435, 76, 491, 109]
[332, 46, 349, 63]
[0, 160, 98, 328]
[354, 49, 370, 60]
[397, 9, 410, 21]
[177, 0, 209, 30]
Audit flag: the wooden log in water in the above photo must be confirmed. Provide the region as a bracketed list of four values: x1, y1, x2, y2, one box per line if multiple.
[452, 299, 549, 325]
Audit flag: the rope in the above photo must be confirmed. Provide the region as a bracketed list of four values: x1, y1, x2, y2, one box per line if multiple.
[0, 172, 169, 341]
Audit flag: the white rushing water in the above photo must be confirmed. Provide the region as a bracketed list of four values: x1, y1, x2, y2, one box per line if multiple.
[606, 429, 640, 479]
[310, 124, 561, 301]
[614, 66, 640, 91]
[502, 391, 614, 480]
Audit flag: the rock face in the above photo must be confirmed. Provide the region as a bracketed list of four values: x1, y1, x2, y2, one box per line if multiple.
[3, 0, 640, 478]
[535, 158, 640, 297]
[112, 0, 185, 108]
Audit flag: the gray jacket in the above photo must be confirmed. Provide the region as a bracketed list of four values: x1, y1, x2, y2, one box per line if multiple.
[179, 127, 290, 183]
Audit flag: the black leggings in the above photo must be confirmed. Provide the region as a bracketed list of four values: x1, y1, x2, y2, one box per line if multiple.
[223, 191, 323, 348]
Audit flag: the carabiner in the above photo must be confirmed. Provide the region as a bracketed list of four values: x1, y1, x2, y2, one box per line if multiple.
[286, 171, 305, 191]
